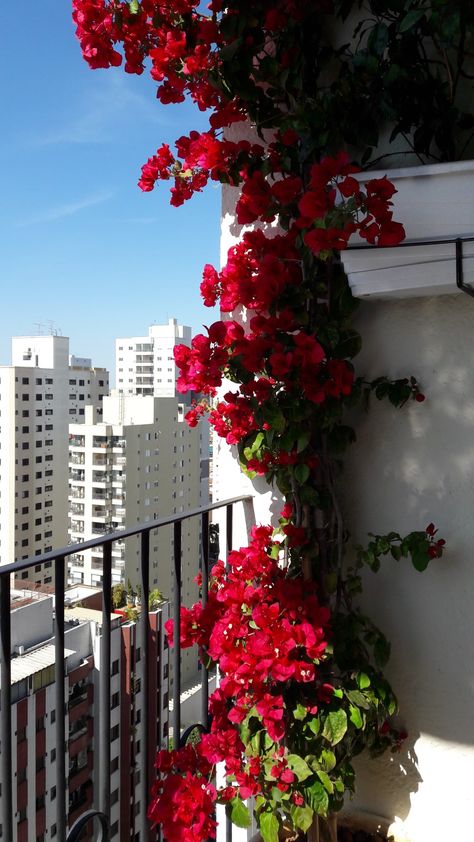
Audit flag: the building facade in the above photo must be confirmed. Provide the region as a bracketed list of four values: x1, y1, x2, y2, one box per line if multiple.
[0, 583, 169, 842]
[0, 336, 109, 585]
[67, 355, 109, 424]
[115, 318, 191, 399]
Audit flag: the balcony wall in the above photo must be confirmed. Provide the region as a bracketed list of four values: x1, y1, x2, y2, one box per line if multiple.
[215, 123, 474, 842]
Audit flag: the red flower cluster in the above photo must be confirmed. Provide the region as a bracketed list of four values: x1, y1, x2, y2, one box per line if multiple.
[174, 311, 355, 449]
[426, 523, 446, 559]
[297, 154, 405, 252]
[153, 526, 330, 837]
[148, 755, 217, 842]
[73, 0, 225, 112]
[165, 526, 329, 743]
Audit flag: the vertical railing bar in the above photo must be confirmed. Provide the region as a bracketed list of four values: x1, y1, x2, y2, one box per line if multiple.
[99, 541, 112, 829]
[172, 520, 182, 745]
[226, 504, 233, 558]
[54, 555, 67, 842]
[226, 504, 234, 842]
[139, 529, 150, 842]
[200, 511, 210, 727]
[0, 573, 13, 842]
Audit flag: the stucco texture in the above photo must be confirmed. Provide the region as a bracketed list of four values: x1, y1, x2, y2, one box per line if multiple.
[342, 292, 474, 841]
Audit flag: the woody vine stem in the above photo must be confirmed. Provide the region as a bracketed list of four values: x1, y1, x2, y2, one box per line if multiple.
[72, 2, 450, 840]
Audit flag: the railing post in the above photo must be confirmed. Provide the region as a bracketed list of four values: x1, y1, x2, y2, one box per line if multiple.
[172, 520, 182, 745]
[99, 542, 112, 829]
[200, 511, 210, 727]
[54, 555, 67, 842]
[226, 503, 233, 557]
[139, 530, 150, 842]
[226, 504, 234, 842]
[0, 573, 13, 842]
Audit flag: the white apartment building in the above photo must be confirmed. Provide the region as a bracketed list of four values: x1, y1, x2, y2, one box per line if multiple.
[115, 319, 211, 505]
[68, 355, 109, 423]
[0, 336, 109, 585]
[68, 395, 200, 588]
[115, 318, 191, 398]
[0, 583, 169, 842]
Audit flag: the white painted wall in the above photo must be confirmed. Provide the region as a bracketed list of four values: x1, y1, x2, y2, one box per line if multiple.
[216, 129, 474, 840]
[340, 292, 474, 842]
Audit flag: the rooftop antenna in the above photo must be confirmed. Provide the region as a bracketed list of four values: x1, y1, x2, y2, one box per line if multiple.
[34, 322, 45, 335]
[46, 320, 61, 336]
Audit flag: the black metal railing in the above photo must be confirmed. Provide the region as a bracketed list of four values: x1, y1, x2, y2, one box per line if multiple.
[0, 494, 254, 842]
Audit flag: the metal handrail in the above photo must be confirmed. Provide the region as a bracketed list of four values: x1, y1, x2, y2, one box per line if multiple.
[0, 494, 253, 842]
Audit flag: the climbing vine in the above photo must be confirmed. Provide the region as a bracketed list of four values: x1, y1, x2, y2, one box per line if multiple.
[72, 2, 453, 840]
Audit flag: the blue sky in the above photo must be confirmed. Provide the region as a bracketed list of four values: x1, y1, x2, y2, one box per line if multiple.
[0, 1, 220, 378]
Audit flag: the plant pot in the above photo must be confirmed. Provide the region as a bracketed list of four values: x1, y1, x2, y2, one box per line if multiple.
[342, 160, 474, 299]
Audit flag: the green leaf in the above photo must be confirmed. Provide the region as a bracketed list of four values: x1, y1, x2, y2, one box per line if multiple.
[374, 636, 391, 668]
[219, 37, 243, 62]
[346, 690, 370, 710]
[303, 780, 329, 816]
[322, 710, 347, 745]
[399, 9, 425, 33]
[287, 754, 313, 782]
[357, 672, 371, 690]
[368, 22, 389, 55]
[297, 432, 310, 453]
[317, 770, 334, 794]
[294, 463, 310, 485]
[410, 546, 430, 572]
[293, 703, 308, 722]
[349, 705, 364, 729]
[260, 812, 280, 842]
[308, 716, 320, 735]
[390, 545, 402, 561]
[230, 797, 251, 828]
[290, 805, 314, 832]
[129, 0, 140, 12]
[265, 405, 286, 433]
[320, 749, 336, 772]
